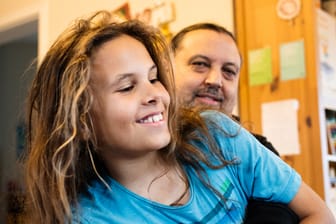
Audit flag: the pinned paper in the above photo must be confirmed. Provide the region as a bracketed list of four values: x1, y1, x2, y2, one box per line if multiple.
[261, 99, 300, 155]
[317, 9, 336, 97]
[280, 40, 306, 81]
[248, 47, 273, 86]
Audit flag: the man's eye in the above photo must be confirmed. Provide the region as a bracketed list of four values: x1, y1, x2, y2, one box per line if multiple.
[191, 61, 209, 67]
[225, 69, 236, 75]
[223, 68, 237, 79]
[191, 61, 210, 72]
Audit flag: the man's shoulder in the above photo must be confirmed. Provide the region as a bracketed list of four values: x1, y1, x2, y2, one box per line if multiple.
[231, 114, 280, 156]
[251, 133, 280, 156]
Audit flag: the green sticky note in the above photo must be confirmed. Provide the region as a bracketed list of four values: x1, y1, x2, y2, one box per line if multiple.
[248, 47, 273, 86]
[280, 40, 306, 81]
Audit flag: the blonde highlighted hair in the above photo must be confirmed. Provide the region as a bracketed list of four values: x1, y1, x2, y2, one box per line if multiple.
[25, 10, 234, 224]
[25, 10, 177, 223]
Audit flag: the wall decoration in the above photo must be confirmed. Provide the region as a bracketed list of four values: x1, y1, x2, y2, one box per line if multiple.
[248, 47, 273, 86]
[261, 99, 300, 155]
[276, 0, 301, 20]
[279, 39, 306, 81]
[134, 1, 175, 40]
[112, 3, 131, 21]
[16, 122, 26, 159]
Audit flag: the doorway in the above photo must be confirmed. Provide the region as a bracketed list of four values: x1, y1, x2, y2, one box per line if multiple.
[0, 18, 38, 224]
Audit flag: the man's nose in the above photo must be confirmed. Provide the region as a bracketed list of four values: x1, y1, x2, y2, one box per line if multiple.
[205, 68, 222, 88]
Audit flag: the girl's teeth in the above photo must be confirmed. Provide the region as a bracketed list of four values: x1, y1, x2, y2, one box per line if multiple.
[153, 114, 161, 122]
[141, 114, 162, 123]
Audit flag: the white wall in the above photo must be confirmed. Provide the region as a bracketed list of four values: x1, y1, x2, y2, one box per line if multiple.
[46, 0, 234, 42]
[0, 0, 234, 60]
[44, 0, 234, 58]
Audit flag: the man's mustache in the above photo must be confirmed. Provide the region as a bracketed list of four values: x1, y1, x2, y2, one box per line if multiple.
[194, 86, 224, 102]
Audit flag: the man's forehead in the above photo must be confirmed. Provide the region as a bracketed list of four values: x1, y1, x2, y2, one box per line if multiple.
[183, 29, 233, 43]
[174, 30, 241, 65]
[179, 31, 236, 54]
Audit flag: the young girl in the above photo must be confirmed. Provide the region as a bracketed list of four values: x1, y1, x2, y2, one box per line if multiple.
[24, 10, 335, 224]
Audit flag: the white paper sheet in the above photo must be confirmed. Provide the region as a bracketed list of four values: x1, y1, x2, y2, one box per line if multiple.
[261, 99, 300, 155]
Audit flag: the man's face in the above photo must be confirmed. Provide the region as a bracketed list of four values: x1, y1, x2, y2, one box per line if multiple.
[174, 29, 241, 115]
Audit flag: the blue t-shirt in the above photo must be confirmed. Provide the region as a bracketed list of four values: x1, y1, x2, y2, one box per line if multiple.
[74, 110, 301, 223]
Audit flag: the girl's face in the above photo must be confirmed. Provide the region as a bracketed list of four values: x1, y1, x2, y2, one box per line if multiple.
[90, 35, 171, 159]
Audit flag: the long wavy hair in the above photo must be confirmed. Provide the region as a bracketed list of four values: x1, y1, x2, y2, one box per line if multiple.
[25, 10, 233, 224]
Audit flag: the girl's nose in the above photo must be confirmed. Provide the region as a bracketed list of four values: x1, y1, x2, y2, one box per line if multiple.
[142, 83, 160, 105]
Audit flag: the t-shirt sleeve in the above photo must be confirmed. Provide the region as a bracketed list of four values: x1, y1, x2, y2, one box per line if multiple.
[200, 110, 301, 204]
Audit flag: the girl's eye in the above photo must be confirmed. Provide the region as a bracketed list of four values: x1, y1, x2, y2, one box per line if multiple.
[149, 70, 159, 84]
[118, 85, 134, 92]
[150, 78, 159, 84]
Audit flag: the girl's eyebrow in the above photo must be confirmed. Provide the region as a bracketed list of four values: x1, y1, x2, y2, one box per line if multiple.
[116, 65, 157, 79]
[114, 73, 133, 83]
[111, 64, 157, 86]
[108, 73, 133, 89]
[148, 64, 157, 73]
